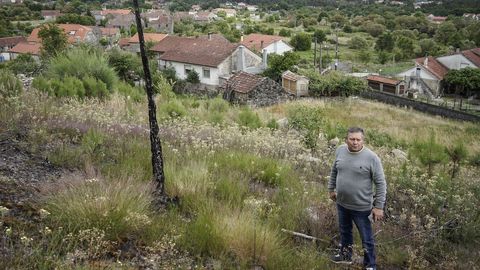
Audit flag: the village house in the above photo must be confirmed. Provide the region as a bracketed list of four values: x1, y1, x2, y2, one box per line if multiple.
[9, 24, 97, 60]
[121, 33, 168, 53]
[8, 42, 41, 61]
[397, 48, 480, 97]
[0, 36, 26, 62]
[427, 14, 447, 24]
[213, 8, 236, 18]
[281, 70, 309, 97]
[41, 10, 62, 21]
[150, 34, 264, 87]
[95, 27, 120, 47]
[222, 71, 290, 106]
[92, 9, 132, 22]
[241, 33, 293, 55]
[105, 14, 136, 31]
[142, 10, 173, 33]
[367, 75, 406, 96]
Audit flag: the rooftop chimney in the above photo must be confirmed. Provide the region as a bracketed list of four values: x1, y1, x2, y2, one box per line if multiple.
[240, 35, 243, 42]
[260, 40, 264, 49]
[262, 49, 268, 69]
[238, 45, 245, 71]
[423, 57, 428, 67]
[208, 32, 212, 40]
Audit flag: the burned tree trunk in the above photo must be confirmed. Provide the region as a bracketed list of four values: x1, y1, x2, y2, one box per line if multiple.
[132, 0, 165, 195]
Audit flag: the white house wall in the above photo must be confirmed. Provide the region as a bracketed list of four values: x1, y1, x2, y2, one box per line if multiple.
[264, 40, 292, 55]
[165, 61, 220, 86]
[436, 54, 477, 70]
[398, 66, 438, 81]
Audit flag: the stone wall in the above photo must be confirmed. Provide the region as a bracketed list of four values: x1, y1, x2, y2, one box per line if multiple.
[245, 77, 294, 107]
[361, 90, 480, 123]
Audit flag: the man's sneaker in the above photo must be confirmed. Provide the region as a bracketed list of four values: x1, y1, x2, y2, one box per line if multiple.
[330, 247, 353, 264]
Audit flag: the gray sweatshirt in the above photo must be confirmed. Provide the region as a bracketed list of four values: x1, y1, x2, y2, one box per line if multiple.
[328, 144, 387, 211]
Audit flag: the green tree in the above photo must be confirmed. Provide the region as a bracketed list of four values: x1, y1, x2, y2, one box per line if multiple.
[38, 23, 68, 58]
[375, 31, 394, 52]
[411, 132, 448, 177]
[418, 38, 439, 57]
[287, 105, 324, 150]
[434, 21, 457, 45]
[290, 32, 311, 51]
[395, 36, 415, 60]
[186, 70, 200, 84]
[8, 53, 40, 75]
[263, 51, 300, 82]
[312, 29, 326, 43]
[446, 141, 468, 181]
[444, 67, 480, 97]
[348, 36, 369, 49]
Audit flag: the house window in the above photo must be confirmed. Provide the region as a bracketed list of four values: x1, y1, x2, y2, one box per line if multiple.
[184, 65, 192, 75]
[203, 68, 210, 78]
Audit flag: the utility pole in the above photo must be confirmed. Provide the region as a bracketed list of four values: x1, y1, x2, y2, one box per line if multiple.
[319, 42, 323, 74]
[132, 0, 166, 196]
[314, 36, 317, 71]
[334, 23, 338, 71]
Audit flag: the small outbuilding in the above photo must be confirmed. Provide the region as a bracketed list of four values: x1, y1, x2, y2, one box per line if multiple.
[282, 70, 309, 97]
[367, 75, 406, 95]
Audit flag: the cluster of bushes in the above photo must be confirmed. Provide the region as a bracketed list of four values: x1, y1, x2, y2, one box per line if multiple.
[32, 76, 109, 98]
[303, 71, 367, 97]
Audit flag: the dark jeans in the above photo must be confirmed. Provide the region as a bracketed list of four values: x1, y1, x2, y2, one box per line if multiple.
[337, 204, 376, 269]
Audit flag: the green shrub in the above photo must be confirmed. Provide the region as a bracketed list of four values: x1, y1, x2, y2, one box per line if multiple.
[186, 70, 200, 84]
[46, 177, 154, 240]
[182, 210, 225, 257]
[116, 81, 144, 102]
[32, 76, 53, 95]
[237, 108, 262, 129]
[46, 47, 118, 93]
[160, 99, 187, 118]
[82, 76, 109, 98]
[209, 111, 224, 125]
[0, 69, 23, 103]
[287, 105, 324, 150]
[266, 118, 279, 130]
[209, 96, 229, 113]
[62, 76, 85, 98]
[8, 53, 40, 76]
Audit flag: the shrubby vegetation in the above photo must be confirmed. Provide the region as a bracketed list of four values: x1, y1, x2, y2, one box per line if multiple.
[302, 70, 367, 97]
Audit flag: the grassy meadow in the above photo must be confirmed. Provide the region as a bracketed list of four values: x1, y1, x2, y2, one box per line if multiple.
[1, 84, 480, 269]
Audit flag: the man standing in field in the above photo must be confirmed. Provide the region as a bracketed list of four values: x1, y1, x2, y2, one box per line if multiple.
[328, 127, 386, 270]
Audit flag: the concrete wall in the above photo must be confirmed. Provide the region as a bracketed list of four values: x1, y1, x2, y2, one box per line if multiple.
[165, 61, 220, 86]
[265, 40, 293, 55]
[360, 90, 480, 122]
[437, 54, 476, 70]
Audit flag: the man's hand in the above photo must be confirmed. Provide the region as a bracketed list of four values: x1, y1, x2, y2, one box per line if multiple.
[329, 191, 336, 202]
[372, 208, 384, 222]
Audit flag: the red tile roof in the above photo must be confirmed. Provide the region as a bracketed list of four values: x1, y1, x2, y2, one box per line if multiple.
[101, 9, 132, 16]
[9, 42, 41, 55]
[151, 35, 237, 67]
[128, 33, 168, 44]
[241, 33, 287, 51]
[118, 38, 130, 47]
[98, 27, 119, 37]
[282, 70, 308, 82]
[0, 36, 27, 48]
[225, 71, 264, 93]
[41, 10, 61, 17]
[367, 75, 401, 85]
[28, 24, 93, 44]
[415, 56, 448, 80]
[462, 48, 480, 68]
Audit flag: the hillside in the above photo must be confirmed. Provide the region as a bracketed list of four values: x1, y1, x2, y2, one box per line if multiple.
[1, 87, 479, 269]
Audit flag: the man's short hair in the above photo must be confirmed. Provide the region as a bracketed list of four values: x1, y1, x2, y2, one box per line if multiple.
[347, 127, 365, 138]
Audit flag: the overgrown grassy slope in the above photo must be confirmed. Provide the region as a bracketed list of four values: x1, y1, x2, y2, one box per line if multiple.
[1, 89, 479, 269]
